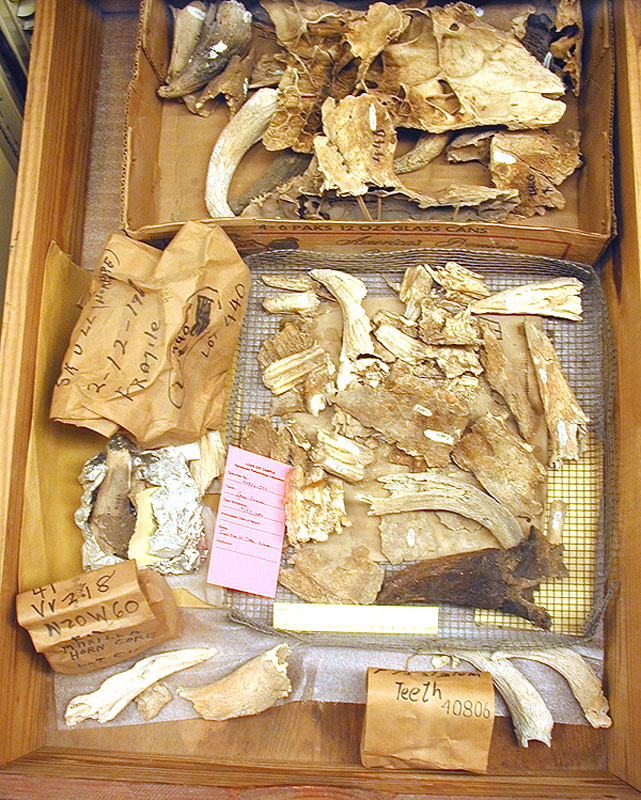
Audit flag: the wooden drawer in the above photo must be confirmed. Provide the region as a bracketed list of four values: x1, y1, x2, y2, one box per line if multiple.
[0, 0, 640, 795]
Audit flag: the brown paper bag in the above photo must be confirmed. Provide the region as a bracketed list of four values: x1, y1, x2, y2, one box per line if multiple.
[50, 221, 251, 448]
[16, 561, 181, 674]
[361, 668, 495, 772]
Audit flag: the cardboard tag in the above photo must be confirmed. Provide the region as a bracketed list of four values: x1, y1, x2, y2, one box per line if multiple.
[207, 446, 291, 598]
[361, 668, 495, 772]
[50, 221, 251, 448]
[16, 561, 181, 674]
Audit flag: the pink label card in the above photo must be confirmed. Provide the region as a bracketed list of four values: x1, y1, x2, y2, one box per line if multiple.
[207, 445, 292, 598]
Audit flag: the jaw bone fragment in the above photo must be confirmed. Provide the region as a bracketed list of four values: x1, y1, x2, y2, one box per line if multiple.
[309, 269, 375, 390]
[452, 412, 547, 520]
[312, 429, 374, 483]
[480, 322, 536, 441]
[524, 320, 589, 465]
[178, 644, 291, 721]
[371, 472, 525, 549]
[285, 465, 350, 547]
[280, 545, 384, 604]
[470, 277, 583, 321]
[376, 528, 566, 630]
[159, 1, 253, 98]
[205, 87, 279, 218]
[492, 647, 611, 729]
[65, 648, 218, 727]
[261, 344, 335, 396]
[393, 133, 450, 175]
[262, 290, 320, 316]
[458, 651, 554, 747]
[166, 2, 207, 83]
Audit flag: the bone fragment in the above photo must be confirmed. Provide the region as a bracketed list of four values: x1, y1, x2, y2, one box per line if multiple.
[470, 278, 583, 320]
[135, 683, 173, 721]
[230, 151, 311, 214]
[261, 345, 333, 395]
[178, 644, 291, 721]
[373, 322, 434, 363]
[524, 320, 590, 465]
[371, 472, 524, 549]
[425, 261, 490, 302]
[458, 651, 553, 747]
[493, 648, 611, 728]
[547, 500, 568, 545]
[257, 321, 314, 370]
[166, 2, 207, 82]
[261, 273, 317, 292]
[262, 291, 320, 316]
[89, 438, 136, 559]
[309, 269, 375, 390]
[393, 133, 450, 174]
[65, 648, 218, 726]
[285, 465, 349, 546]
[205, 87, 279, 218]
[303, 362, 336, 416]
[312, 429, 374, 483]
[446, 130, 495, 164]
[189, 430, 226, 494]
[399, 264, 433, 321]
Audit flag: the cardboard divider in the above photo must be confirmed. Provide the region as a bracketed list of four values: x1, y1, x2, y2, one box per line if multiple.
[122, 0, 615, 265]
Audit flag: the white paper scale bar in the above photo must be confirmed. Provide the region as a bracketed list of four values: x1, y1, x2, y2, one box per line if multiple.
[273, 603, 439, 635]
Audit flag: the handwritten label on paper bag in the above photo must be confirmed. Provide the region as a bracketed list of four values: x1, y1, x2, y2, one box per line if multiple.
[207, 446, 291, 598]
[361, 668, 495, 773]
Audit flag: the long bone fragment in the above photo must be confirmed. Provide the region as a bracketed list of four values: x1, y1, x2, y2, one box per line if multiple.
[205, 88, 279, 218]
[312, 429, 374, 483]
[178, 644, 291, 721]
[393, 133, 450, 174]
[65, 648, 218, 726]
[309, 269, 375, 390]
[457, 651, 554, 747]
[492, 648, 611, 729]
[369, 472, 524, 548]
[261, 344, 333, 395]
[262, 291, 320, 316]
[470, 278, 583, 320]
[524, 320, 590, 465]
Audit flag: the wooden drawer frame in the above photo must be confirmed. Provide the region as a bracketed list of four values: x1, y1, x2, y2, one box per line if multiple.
[0, 0, 640, 795]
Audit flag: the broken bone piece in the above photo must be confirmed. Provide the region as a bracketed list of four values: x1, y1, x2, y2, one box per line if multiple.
[312, 429, 374, 483]
[280, 545, 384, 604]
[459, 651, 553, 747]
[493, 648, 611, 729]
[89, 437, 136, 559]
[262, 290, 320, 316]
[135, 682, 173, 721]
[261, 344, 334, 396]
[446, 130, 495, 164]
[371, 472, 525, 549]
[260, 273, 317, 293]
[377, 528, 566, 630]
[177, 644, 291, 721]
[425, 261, 490, 303]
[284, 465, 349, 547]
[399, 264, 433, 322]
[166, 2, 207, 83]
[309, 269, 375, 390]
[547, 500, 568, 545]
[524, 320, 589, 465]
[470, 278, 583, 321]
[64, 648, 218, 726]
[159, 1, 252, 98]
[257, 321, 314, 370]
[205, 87, 279, 218]
[393, 133, 450, 175]
[190, 431, 226, 494]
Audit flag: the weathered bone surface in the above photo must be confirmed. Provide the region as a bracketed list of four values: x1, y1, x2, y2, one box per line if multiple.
[285, 465, 349, 547]
[524, 320, 589, 465]
[177, 644, 291, 721]
[309, 269, 375, 390]
[241, 414, 290, 461]
[493, 647, 611, 729]
[261, 273, 317, 293]
[470, 278, 583, 321]
[280, 545, 384, 604]
[552, 0, 583, 94]
[489, 130, 581, 216]
[345, 2, 409, 81]
[370, 472, 524, 549]
[377, 528, 566, 630]
[65, 648, 218, 726]
[480, 323, 536, 441]
[261, 344, 333, 395]
[312, 429, 374, 483]
[257, 322, 314, 370]
[373, 322, 434, 363]
[159, 1, 252, 98]
[399, 264, 433, 322]
[135, 682, 173, 721]
[446, 130, 495, 164]
[230, 151, 311, 214]
[89, 438, 136, 559]
[190, 430, 226, 494]
[166, 2, 207, 83]
[393, 133, 450, 174]
[303, 362, 336, 416]
[459, 651, 554, 747]
[205, 87, 279, 217]
[193, 49, 255, 116]
[452, 413, 546, 520]
[262, 291, 320, 316]
[425, 261, 490, 303]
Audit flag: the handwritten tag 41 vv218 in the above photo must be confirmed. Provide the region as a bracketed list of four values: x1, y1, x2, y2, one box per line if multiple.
[207, 446, 292, 598]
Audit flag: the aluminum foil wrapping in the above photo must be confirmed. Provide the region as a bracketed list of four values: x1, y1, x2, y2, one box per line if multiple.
[76, 439, 206, 575]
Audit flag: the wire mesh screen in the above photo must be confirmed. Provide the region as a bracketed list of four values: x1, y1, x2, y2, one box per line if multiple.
[226, 248, 615, 651]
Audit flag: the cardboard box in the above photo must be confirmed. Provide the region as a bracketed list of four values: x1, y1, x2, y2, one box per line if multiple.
[1, 0, 641, 795]
[123, 0, 615, 264]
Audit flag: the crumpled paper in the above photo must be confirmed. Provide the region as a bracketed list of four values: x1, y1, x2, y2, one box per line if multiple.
[50, 221, 251, 448]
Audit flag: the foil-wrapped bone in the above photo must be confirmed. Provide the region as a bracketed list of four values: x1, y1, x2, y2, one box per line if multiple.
[284, 464, 350, 547]
[524, 320, 590, 465]
[312, 429, 374, 483]
[177, 644, 291, 721]
[280, 545, 384, 604]
[65, 648, 218, 727]
[470, 277, 583, 321]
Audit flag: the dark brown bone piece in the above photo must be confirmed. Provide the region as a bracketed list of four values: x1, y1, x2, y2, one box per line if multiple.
[377, 528, 567, 630]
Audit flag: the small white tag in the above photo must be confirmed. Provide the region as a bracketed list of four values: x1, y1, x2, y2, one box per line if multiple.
[273, 603, 439, 634]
